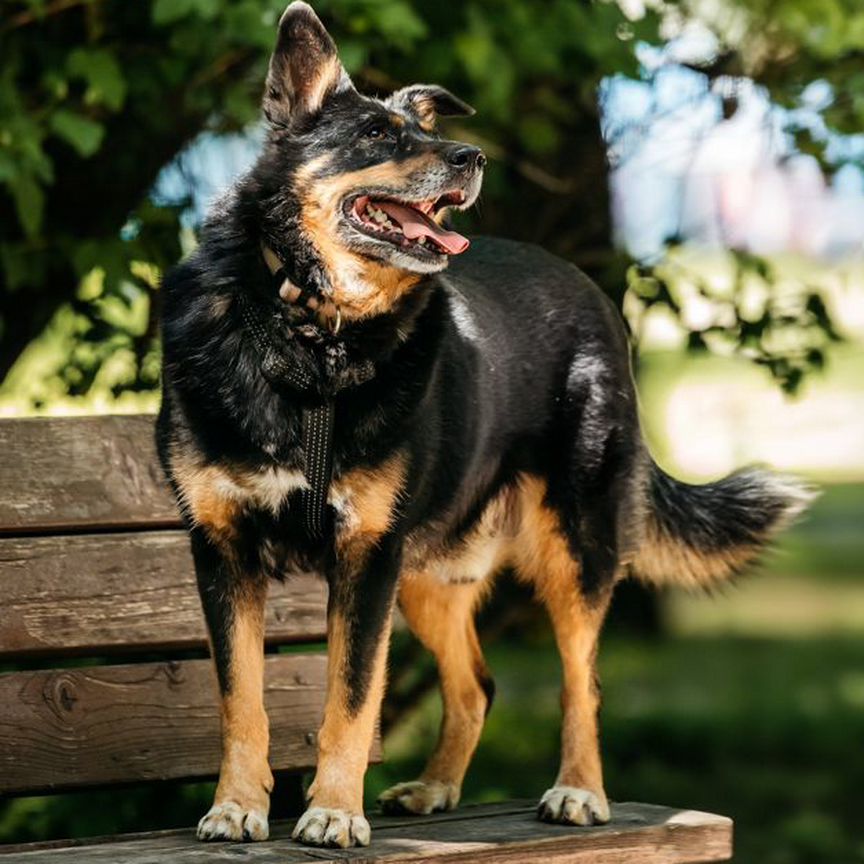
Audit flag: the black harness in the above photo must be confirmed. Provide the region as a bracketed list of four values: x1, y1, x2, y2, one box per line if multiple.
[238, 251, 372, 540]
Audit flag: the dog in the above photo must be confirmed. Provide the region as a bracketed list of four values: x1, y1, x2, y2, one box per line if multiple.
[156, 1, 812, 849]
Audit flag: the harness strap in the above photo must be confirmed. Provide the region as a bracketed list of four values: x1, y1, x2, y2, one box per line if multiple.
[240, 247, 348, 542]
[238, 294, 315, 390]
[300, 400, 336, 539]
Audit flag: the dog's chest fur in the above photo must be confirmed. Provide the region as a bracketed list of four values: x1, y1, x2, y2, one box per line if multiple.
[181, 455, 526, 586]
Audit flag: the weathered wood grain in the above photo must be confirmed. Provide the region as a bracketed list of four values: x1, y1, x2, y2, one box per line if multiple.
[0, 654, 329, 795]
[0, 802, 733, 863]
[0, 415, 179, 534]
[0, 531, 327, 657]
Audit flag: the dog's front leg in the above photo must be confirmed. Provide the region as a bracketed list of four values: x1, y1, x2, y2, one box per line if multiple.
[292, 537, 400, 849]
[191, 529, 273, 842]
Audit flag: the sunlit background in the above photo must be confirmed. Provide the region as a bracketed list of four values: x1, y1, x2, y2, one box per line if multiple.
[1, 1, 863, 862]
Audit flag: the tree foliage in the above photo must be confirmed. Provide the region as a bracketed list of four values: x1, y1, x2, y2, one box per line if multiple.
[0, 0, 857, 407]
[1, 0, 663, 405]
[626, 248, 843, 393]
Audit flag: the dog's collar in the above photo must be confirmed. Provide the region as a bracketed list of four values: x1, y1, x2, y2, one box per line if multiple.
[238, 247, 375, 394]
[261, 244, 342, 335]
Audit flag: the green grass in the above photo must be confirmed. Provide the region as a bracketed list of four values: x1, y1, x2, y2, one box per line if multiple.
[368, 634, 864, 864]
[769, 483, 864, 580]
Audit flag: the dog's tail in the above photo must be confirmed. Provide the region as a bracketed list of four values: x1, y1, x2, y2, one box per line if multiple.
[631, 461, 816, 589]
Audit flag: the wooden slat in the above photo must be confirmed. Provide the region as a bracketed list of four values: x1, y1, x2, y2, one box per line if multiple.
[0, 801, 733, 862]
[0, 531, 327, 658]
[0, 415, 179, 534]
[0, 654, 336, 795]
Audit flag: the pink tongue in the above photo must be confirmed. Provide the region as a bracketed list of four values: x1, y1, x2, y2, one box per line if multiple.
[375, 201, 469, 254]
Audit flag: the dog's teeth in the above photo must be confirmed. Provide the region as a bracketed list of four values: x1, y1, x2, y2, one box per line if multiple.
[418, 237, 427, 245]
[373, 210, 386, 224]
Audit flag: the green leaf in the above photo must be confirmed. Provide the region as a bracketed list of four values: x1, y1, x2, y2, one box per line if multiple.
[1, 242, 45, 292]
[0, 151, 16, 183]
[223, 82, 260, 125]
[8, 174, 44, 237]
[519, 114, 560, 156]
[49, 110, 104, 157]
[365, 3, 427, 49]
[223, 2, 273, 47]
[67, 49, 126, 111]
[190, 0, 221, 21]
[152, 0, 218, 25]
[338, 39, 367, 74]
[152, 0, 194, 26]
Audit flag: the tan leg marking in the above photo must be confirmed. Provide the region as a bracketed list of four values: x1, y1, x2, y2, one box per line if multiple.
[378, 573, 492, 815]
[513, 476, 612, 826]
[293, 609, 391, 848]
[198, 583, 273, 841]
[172, 459, 241, 546]
[331, 453, 406, 561]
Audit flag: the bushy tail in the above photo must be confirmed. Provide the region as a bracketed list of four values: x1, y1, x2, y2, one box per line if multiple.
[632, 462, 816, 589]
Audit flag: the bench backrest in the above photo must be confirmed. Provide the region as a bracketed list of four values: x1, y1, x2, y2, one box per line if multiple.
[0, 415, 337, 796]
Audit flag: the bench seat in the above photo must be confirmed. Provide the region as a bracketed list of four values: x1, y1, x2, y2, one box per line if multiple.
[0, 416, 733, 862]
[0, 801, 732, 863]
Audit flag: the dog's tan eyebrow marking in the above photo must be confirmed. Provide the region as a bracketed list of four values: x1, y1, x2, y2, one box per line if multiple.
[390, 114, 406, 128]
[294, 153, 335, 186]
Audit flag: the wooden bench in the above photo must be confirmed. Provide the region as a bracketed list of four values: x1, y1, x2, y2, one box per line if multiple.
[0, 415, 733, 863]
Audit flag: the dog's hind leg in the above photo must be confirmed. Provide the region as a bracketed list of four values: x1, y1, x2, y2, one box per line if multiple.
[378, 572, 492, 815]
[191, 529, 273, 842]
[514, 476, 614, 827]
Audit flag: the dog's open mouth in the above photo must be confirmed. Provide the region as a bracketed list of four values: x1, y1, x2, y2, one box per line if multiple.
[345, 192, 470, 255]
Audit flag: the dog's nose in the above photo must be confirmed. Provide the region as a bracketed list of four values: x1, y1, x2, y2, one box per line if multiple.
[446, 145, 486, 171]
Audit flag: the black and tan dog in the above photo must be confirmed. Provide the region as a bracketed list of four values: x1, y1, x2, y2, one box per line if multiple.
[157, 2, 812, 849]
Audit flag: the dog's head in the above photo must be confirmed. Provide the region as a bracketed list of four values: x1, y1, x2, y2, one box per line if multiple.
[253, 2, 484, 314]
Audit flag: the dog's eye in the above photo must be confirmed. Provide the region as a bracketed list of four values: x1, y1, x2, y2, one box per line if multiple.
[364, 123, 390, 140]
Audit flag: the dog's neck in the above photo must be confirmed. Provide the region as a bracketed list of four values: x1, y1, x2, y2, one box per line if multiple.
[238, 238, 437, 399]
[261, 243, 342, 334]
[260, 224, 422, 323]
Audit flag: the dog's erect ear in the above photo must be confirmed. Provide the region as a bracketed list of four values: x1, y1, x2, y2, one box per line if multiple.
[387, 84, 475, 130]
[263, 2, 354, 126]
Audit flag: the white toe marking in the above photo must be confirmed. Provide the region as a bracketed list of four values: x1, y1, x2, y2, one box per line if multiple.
[292, 806, 371, 848]
[378, 780, 459, 815]
[537, 786, 610, 826]
[351, 815, 371, 846]
[197, 801, 270, 842]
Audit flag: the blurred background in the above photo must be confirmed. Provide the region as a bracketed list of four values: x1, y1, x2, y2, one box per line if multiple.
[1, 0, 863, 861]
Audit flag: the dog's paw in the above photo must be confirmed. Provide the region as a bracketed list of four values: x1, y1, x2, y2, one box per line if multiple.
[537, 786, 610, 826]
[196, 801, 269, 841]
[292, 806, 370, 848]
[378, 779, 459, 815]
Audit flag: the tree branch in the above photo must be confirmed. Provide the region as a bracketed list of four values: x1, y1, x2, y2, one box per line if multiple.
[2, 0, 92, 33]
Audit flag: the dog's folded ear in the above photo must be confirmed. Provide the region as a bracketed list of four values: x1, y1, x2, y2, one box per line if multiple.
[387, 84, 475, 130]
[264, 1, 354, 127]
